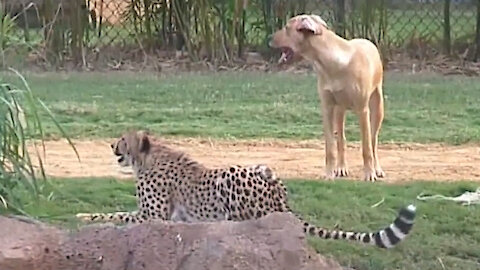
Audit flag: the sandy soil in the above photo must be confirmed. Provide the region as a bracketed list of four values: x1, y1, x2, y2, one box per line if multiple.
[28, 138, 480, 183]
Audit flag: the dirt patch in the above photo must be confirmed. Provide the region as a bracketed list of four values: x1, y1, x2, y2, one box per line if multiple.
[28, 138, 480, 183]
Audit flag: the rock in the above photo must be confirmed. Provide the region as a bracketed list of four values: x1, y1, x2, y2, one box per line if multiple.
[0, 213, 343, 270]
[0, 215, 64, 270]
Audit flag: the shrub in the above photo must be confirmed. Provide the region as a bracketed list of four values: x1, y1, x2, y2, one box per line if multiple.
[0, 69, 78, 215]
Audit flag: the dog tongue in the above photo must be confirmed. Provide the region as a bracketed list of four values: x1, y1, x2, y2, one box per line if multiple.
[278, 52, 288, 64]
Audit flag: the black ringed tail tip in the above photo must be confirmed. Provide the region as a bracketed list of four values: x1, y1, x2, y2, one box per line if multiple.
[399, 204, 417, 220]
[375, 204, 417, 249]
[300, 204, 417, 249]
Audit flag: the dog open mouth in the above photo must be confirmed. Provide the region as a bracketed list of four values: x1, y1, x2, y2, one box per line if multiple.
[278, 47, 294, 64]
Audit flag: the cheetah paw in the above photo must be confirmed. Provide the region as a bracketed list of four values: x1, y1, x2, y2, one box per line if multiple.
[76, 213, 94, 222]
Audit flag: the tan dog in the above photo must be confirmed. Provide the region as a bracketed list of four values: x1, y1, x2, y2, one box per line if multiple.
[270, 14, 385, 182]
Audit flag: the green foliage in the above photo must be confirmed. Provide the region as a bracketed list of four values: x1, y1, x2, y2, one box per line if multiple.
[94, 0, 479, 62]
[0, 69, 77, 214]
[0, 6, 45, 69]
[347, 0, 388, 46]
[118, 0, 312, 61]
[124, 0, 250, 61]
[3, 0, 479, 65]
[0, 9, 34, 68]
[0, 10, 17, 48]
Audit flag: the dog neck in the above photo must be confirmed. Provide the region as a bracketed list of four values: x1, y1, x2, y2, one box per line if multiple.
[301, 30, 353, 76]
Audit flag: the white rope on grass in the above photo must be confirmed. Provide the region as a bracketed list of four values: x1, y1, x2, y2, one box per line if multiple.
[417, 187, 480, 206]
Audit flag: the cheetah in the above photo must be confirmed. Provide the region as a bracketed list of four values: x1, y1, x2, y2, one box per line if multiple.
[76, 130, 416, 249]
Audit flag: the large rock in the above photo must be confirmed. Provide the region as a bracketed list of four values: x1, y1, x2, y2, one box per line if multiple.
[0, 212, 343, 270]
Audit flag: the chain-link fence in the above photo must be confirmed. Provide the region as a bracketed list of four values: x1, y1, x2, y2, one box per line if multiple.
[2, 0, 479, 67]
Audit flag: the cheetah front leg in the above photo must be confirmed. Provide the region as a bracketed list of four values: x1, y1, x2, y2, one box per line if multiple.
[77, 178, 174, 224]
[76, 210, 149, 224]
[76, 197, 173, 224]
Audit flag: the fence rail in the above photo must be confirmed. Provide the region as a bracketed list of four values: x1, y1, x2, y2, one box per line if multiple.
[1, 0, 480, 67]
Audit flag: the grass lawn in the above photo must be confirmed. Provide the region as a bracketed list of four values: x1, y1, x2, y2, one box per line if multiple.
[1, 177, 479, 270]
[2, 71, 480, 144]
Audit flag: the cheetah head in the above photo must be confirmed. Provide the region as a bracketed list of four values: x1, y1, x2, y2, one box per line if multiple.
[111, 130, 151, 167]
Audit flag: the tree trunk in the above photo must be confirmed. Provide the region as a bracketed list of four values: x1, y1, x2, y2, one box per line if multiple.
[335, 0, 346, 37]
[70, 0, 88, 65]
[443, 0, 451, 55]
[475, 0, 480, 61]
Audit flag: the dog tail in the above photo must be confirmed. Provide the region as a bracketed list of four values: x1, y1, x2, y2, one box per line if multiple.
[298, 204, 416, 248]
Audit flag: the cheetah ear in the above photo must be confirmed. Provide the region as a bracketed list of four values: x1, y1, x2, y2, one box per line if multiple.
[138, 132, 151, 153]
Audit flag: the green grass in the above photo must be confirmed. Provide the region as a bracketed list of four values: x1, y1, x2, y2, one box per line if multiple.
[3, 71, 480, 144]
[1, 177, 479, 270]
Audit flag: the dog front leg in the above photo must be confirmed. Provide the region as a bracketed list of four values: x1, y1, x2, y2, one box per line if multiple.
[357, 108, 377, 182]
[334, 106, 348, 177]
[320, 90, 337, 180]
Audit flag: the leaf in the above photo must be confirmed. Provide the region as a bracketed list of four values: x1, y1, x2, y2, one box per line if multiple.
[0, 69, 80, 215]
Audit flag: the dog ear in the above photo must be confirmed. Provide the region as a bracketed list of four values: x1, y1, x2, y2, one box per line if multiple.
[296, 16, 326, 35]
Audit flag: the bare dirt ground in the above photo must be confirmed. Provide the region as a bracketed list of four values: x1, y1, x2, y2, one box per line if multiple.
[28, 138, 480, 183]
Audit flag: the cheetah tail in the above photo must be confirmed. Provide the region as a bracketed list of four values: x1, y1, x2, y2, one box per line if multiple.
[301, 204, 416, 249]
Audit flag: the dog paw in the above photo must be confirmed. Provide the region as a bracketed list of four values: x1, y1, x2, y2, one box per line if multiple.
[324, 169, 337, 181]
[363, 170, 377, 182]
[335, 166, 349, 177]
[375, 168, 386, 178]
